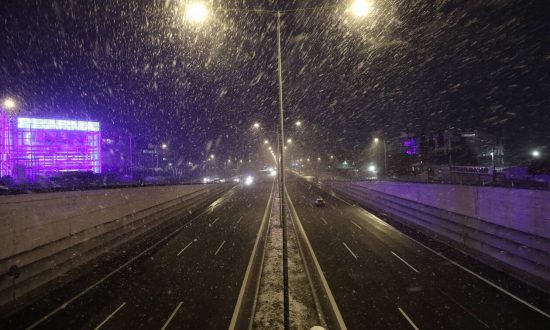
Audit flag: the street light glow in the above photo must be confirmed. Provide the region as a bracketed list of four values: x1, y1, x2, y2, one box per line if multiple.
[2, 97, 16, 110]
[350, 0, 373, 17]
[253, 122, 260, 129]
[210, 154, 215, 159]
[264, 139, 269, 144]
[287, 138, 292, 143]
[295, 121, 302, 127]
[532, 150, 540, 158]
[161, 143, 168, 149]
[186, 2, 209, 23]
[374, 137, 379, 143]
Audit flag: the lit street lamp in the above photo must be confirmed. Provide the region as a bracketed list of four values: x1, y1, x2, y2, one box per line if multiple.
[185, 2, 209, 23]
[161, 143, 168, 149]
[532, 150, 540, 158]
[374, 137, 387, 174]
[2, 97, 16, 110]
[182, 4, 369, 328]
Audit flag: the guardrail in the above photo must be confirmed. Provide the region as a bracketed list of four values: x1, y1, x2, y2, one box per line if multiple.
[0, 184, 230, 309]
[229, 182, 274, 330]
[327, 181, 550, 292]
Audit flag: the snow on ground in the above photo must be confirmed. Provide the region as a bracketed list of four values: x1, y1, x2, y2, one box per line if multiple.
[253, 189, 320, 329]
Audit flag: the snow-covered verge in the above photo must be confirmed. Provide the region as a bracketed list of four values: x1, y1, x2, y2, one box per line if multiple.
[253, 189, 321, 329]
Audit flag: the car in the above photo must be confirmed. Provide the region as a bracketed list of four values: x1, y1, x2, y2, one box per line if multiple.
[314, 197, 326, 207]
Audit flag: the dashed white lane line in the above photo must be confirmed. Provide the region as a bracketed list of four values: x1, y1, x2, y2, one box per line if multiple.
[208, 217, 220, 227]
[214, 240, 226, 255]
[320, 217, 328, 225]
[93, 302, 126, 330]
[350, 220, 362, 230]
[161, 302, 183, 330]
[391, 251, 419, 273]
[236, 216, 243, 224]
[398, 307, 420, 330]
[342, 242, 359, 259]
[177, 239, 198, 256]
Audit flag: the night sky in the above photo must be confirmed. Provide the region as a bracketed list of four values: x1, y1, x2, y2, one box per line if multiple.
[1, 0, 549, 163]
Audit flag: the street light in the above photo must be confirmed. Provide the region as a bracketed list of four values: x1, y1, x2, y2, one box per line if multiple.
[374, 137, 379, 143]
[185, 2, 209, 23]
[161, 143, 168, 149]
[2, 97, 16, 110]
[287, 138, 292, 144]
[532, 150, 540, 158]
[210, 154, 215, 159]
[253, 122, 260, 129]
[295, 120, 302, 127]
[264, 139, 269, 144]
[350, 0, 373, 17]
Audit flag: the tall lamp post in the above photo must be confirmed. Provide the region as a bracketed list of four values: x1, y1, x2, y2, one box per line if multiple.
[184, 2, 372, 328]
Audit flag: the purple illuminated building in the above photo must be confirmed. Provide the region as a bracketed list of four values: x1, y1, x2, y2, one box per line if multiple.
[0, 116, 101, 178]
[402, 137, 418, 155]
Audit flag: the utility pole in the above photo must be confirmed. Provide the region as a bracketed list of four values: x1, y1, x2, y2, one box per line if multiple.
[276, 11, 290, 330]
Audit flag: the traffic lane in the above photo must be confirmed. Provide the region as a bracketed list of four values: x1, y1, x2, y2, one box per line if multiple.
[84, 181, 273, 330]
[315, 183, 550, 329]
[289, 179, 550, 329]
[288, 182, 483, 329]
[18, 181, 271, 330]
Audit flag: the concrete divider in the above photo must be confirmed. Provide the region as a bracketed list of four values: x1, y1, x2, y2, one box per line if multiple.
[327, 180, 550, 291]
[0, 184, 231, 308]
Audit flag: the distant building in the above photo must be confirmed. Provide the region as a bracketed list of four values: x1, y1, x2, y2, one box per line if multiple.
[0, 115, 101, 178]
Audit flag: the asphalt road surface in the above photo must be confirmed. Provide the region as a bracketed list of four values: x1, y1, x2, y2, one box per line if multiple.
[286, 176, 550, 330]
[2, 180, 273, 330]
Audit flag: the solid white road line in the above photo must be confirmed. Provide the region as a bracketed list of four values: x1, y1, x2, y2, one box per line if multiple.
[177, 239, 197, 256]
[406, 236, 550, 319]
[320, 217, 328, 225]
[398, 307, 420, 330]
[332, 193, 353, 206]
[438, 289, 490, 328]
[350, 220, 362, 230]
[93, 302, 126, 330]
[161, 302, 183, 330]
[209, 217, 220, 227]
[214, 240, 226, 255]
[342, 242, 359, 259]
[391, 251, 419, 273]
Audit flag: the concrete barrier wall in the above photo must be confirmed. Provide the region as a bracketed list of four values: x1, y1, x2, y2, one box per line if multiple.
[327, 180, 550, 291]
[0, 184, 230, 307]
[354, 181, 550, 239]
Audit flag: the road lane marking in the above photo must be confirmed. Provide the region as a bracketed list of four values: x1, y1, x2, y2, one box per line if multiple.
[405, 235, 550, 319]
[331, 193, 353, 206]
[177, 239, 198, 256]
[214, 240, 226, 255]
[208, 217, 220, 227]
[329, 188, 550, 319]
[24, 193, 230, 330]
[93, 302, 126, 330]
[320, 217, 328, 225]
[398, 307, 419, 330]
[350, 220, 362, 230]
[236, 216, 243, 224]
[391, 251, 419, 273]
[342, 242, 358, 259]
[229, 181, 275, 330]
[161, 302, 183, 330]
[438, 289, 489, 328]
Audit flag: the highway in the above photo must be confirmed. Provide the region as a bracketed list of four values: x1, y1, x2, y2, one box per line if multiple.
[2, 181, 273, 330]
[286, 176, 550, 330]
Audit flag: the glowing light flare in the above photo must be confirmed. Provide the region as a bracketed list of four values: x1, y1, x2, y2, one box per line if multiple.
[186, 2, 209, 23]
[2, 98, 16, 110]
[349, 0, 373, 17]
[532, 150, 540, 158]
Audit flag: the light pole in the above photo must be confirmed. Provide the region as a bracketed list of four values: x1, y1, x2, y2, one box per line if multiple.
[183, 3, 370, 328]
[374, 137, 387, 175]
